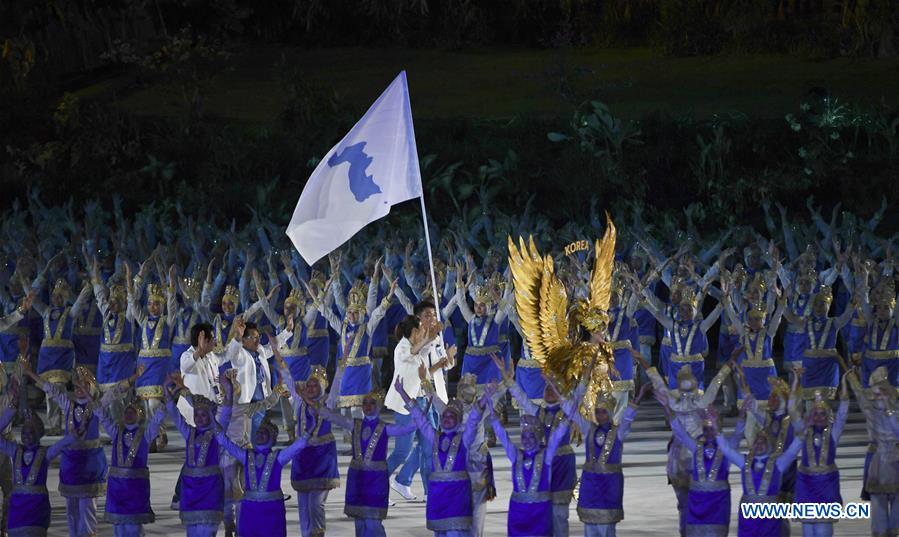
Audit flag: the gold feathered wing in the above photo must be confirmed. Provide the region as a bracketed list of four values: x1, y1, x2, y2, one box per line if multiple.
[589, 213, 617, 314]
[508, 234, 616, 413]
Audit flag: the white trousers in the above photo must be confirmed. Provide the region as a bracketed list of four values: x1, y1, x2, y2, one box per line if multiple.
[585, 523, 617, 537]
[801, 522, 834, 536]
[297, 490, 329, 537]
[553, 503, 570, 537]
[871, 493, 899, 537]
[113, 523, 144, 536]
[65, 497, 97, 537]
[185, 523, 219, 537]
[354, 518, 386, 537]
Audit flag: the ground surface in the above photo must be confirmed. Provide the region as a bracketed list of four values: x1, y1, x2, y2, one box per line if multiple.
[37, 399, 873, 536]
[79, 46, 899, 122]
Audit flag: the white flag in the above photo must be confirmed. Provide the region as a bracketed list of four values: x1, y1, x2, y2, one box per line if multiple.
[286, 71, 423, 265]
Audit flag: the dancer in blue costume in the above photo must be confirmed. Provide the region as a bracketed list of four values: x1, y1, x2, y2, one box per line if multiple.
[747, 376, 801, 505]
[317, 383, 417, 537]
[857, 274, 899, 388]
[0, 407, 75, 537]
[642, 285, 722, 392]
[31, 261, 93, 435]
[125, 257, 179, 451]
[170, 277, 203, 375]
[716, 421, 804, 536]
[274, 353, 340, 537]
[23, 359, 109, 537]
[0, 258, 36, 371]
[454, 268, 512, 390]
[393, 376, 485, 536]
[667, 405, 745, 537]
[317, 259, 395, 412]
[0, 290, 34, 374]
[90, 258, 136, 424]
[781, 268, 818, 376]
[564, 379, 650, 537]
[97, 365, 167, 536]
[489, 401, 570, 537]
[782, 285, 854, 401]
[725, 287, 785, 441]
[260, 283, 323, 441]
[636, 350, 735, 537]
[500, 355, 577, 537]
[164, 366, 234, 537]
[789, 373, 850, 537]
[215, 408, 312, 537]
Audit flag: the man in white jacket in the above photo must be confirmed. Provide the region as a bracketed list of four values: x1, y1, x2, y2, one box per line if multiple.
[229, 315, 293, 441]
[178, 322, 236, 423]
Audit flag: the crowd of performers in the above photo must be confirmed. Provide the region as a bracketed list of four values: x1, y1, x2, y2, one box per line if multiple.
[0, 191, 898, 537]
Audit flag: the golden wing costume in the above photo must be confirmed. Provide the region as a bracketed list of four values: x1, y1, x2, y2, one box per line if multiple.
[508, 214, 618, 418]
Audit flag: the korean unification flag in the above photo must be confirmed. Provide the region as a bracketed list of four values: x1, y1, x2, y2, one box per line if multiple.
[286, 71, 423, 265]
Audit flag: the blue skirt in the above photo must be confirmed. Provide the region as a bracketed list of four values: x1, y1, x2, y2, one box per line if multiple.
[291, 441, 339, 491]
[427, 478, 472, 531]
[461, 353, 505, 385]
[345, 466, 388, 519]
[515, 364, 545, 401]
[286, 355, 312, 383]
[8, 489, 50, 532]
[59, 447, 108, 498]
[687, 487, 730, 527]
[106, 472, 154, 524]
[509, 496, 552, 537]
[180, 470, 224, 525]
[98, 350, 136, 385]
[135, 355, 169, 394]
[783, 332, 808, 367]
[339, 363, 372, 406]
[796, 470, 841, 506]
[239, 497, 286, 537]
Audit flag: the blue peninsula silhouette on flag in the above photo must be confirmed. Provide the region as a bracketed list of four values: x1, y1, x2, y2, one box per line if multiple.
[327, 142, 382, 202]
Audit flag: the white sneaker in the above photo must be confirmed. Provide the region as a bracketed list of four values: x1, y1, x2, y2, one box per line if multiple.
[389, 476, 417, 501]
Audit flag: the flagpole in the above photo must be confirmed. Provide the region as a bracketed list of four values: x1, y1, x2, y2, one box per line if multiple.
[418, 195, 442, 323]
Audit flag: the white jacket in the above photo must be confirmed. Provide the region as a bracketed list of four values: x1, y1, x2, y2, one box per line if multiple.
[229, 330, 292, 405]
[385, 337, 447, 414]
[177, 340, 239, 424]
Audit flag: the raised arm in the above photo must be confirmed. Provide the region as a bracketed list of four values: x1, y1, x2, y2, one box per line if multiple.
[215, 429, 245, 460]
[776, 436, 804, 472]
[69, 282, 92, 318]
[317, 406, 354, 431]
[47, 434, 77, 460]
[277, 433, 310, 466]
[455, 291, 474, 323]
[144, 403, 168, 441]
[489, 412, 517, 464]
[700, 303, 723, 333]
[715, 434, 745, 467]
[699, 363, 733, 407]
[408, 402, 437, 446]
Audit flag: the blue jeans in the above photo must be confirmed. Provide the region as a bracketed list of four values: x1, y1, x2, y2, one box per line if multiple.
[386, 397, 434, 493]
